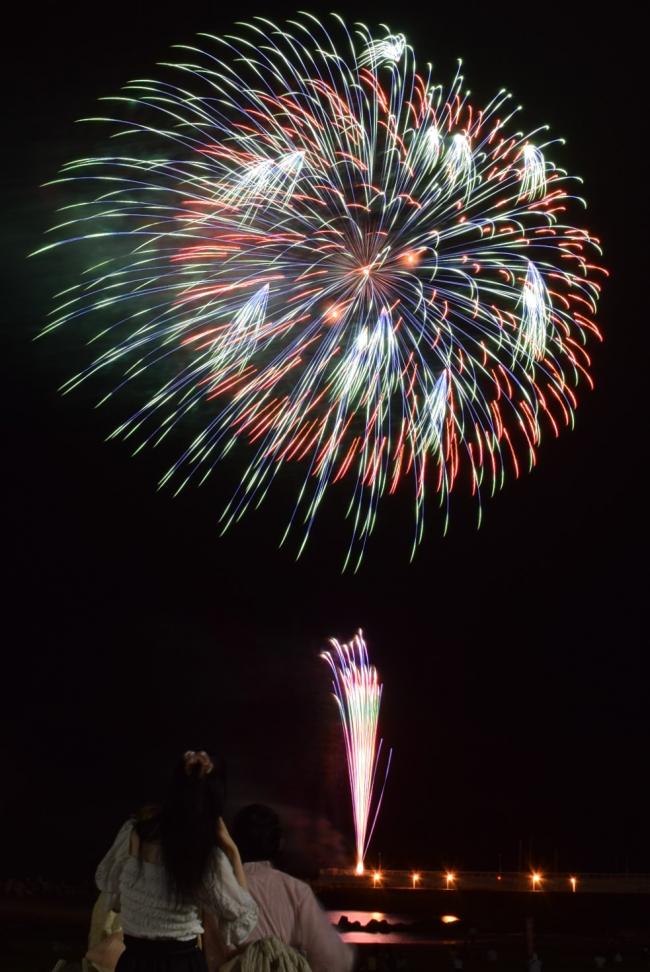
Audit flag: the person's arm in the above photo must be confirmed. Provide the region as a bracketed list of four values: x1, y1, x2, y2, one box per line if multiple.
[295, 885, 355, 972]
[95, 820, 133, 911]
[216, 818, 248, 891]
[202, 845, 258, 949]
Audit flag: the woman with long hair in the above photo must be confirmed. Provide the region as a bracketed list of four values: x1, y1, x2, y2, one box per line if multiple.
[94, 751, 258, 972]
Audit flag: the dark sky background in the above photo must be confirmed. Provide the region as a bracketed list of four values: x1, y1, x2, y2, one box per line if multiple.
[2, 2, 645, 881]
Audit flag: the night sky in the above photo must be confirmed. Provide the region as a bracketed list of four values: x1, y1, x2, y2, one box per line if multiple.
[2, 2, 645, 882]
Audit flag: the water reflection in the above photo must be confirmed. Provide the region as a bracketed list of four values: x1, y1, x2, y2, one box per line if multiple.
[328, 910, 464, 946]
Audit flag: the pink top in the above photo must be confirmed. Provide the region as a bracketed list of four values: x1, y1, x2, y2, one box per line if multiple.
[243, 861, 354, 972]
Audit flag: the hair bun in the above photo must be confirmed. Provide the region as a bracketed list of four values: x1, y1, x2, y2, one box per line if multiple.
[183, 750, 214, 779]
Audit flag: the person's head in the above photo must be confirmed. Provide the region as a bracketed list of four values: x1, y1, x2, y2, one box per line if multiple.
[137, 750, 224, 900]
[232, 804, 282, 864]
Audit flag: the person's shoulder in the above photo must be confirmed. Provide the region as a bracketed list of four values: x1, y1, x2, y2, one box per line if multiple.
[208, 846, 228, 869]
[272, 869, 315, 901]
[202, 847, 235, 890]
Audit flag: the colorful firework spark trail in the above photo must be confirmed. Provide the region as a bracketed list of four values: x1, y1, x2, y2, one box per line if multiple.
[36, 16, 607, 568]
[321, 630, 392, 875]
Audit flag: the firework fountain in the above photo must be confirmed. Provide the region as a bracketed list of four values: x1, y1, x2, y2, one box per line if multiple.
[321, 630, 392, 875]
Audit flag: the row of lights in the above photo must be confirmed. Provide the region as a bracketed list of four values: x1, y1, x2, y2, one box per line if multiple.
[368, 870, 579, 891]
[370, 870, 456, 889]
[532, 872, 578, 892]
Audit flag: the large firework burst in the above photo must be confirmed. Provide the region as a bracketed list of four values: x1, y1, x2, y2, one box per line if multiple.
[37, 15, 606, 568]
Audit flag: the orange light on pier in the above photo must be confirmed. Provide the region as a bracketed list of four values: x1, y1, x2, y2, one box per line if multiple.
[445, 872, 456, 890]
[570, 876, 577, 892]
[412, 872, 421, 889]
[531, 872, 542, 891]
[441, 915, 460, 924]
[372, 870, 382, 887]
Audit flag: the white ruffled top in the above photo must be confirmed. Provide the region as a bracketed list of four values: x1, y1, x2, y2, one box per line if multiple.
[95, 820, 258, 945]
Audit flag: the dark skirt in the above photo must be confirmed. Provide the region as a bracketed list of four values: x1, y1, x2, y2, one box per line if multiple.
[115, 935, 208, 972]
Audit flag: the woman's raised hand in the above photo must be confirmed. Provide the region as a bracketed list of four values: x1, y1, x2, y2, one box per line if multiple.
[216, 817, 238, 859]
